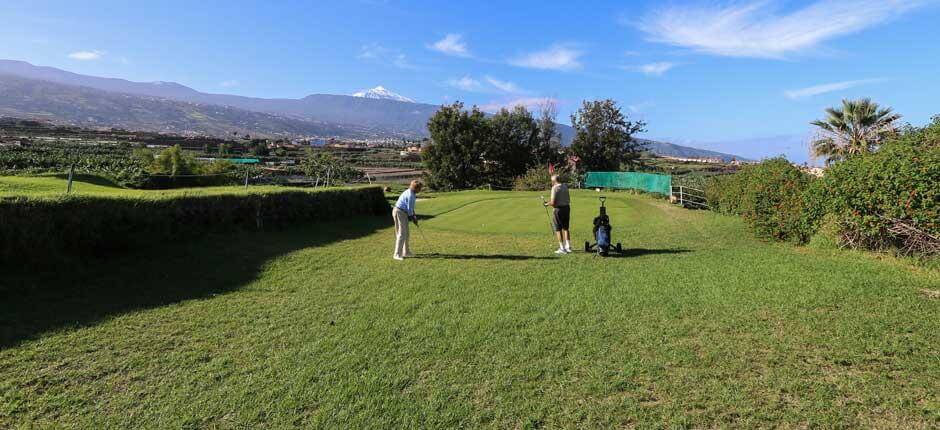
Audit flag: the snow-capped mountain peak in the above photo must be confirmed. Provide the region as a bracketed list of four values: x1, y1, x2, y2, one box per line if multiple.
[352, 86, 414, 103]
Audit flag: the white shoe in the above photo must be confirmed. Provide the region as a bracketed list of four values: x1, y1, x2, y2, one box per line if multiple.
[555, 248, 567, 255]
[564, 247, 573, 254]
[393, 255, 405, 261]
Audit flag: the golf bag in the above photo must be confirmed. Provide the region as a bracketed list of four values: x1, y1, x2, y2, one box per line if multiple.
[585, 197, 622, 256]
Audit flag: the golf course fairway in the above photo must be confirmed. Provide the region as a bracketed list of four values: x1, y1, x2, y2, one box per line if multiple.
[2, 190, 938, 428]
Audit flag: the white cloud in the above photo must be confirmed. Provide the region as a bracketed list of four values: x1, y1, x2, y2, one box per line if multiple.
[637, 0, 927, 59]
[357, 43, 417, 69]
[509, 44, 583, 71]
[479, 97, 558, 114]
[219, 80, 240, 88]
[625, 62, 677, 76]
[68, 50, 105, 60]
[446, 76, 483, 92]
[446, 75, 526, 94]
[428, 34, 471, 58]
[784, 78, 884, 100]
[483, 76, 524, 94]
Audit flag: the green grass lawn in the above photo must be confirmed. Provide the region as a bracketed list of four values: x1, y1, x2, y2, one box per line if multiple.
[2, 190, 938, 428]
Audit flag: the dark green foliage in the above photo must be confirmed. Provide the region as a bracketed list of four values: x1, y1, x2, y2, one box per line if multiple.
[0, 142, 147, 185]
[0, 186, 389, 266]
[534, 101, 566, 166]
[707, 117, 940, 257]
[483, 106, 541, 188]
[424, 102, 566, 190]
[569, 99, 646, 172]
[422, 103, 491, 190]
[819, 126, 940, 251]
[705, 158, 818, 243]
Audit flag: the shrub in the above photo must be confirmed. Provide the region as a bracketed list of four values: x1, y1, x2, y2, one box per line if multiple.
[513, 167, 552, 191]
[820, 137, 939, 253]
[705, 158, 819, 243]
[0, 186, 389, 267]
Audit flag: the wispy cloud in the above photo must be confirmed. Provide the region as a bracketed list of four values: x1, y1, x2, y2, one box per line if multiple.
[624, 62, 677, 76]
[483, 76, 524, 94]
[784, 78, 884, 100]
[446, 75, 526, 94]
[509, 44, 583, 71]
[219, 80, 240, 88]
[68, 50, 105, 61]
[637, 0, 927, 59]
[479, 97, 558, 113]
[357, 43, 417, 69]
[428, 34, 471, 58]
[446, 76, 483, 92]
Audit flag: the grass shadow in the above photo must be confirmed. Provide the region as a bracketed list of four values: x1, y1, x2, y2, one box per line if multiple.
[0, 216, 391, 349]
[50, 173, 123, 188]
[415, 253, 556, 261]
[604, 248, 693, 258]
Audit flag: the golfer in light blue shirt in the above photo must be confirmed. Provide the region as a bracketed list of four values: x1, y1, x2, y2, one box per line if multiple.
[392, 180, 423, 260]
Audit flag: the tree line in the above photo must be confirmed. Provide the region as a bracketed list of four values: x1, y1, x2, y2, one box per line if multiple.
[422, 99, 646, 190]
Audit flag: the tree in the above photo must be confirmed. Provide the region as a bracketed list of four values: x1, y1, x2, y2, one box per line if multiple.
[569, 99, 646, 172]
[423, 102, 490, 190]
[149, 145, 196, 177]
[249, 141, 269, 156]
[535, 99, 566, 166]
[482, 105, 540, 187]
[810, 98, 901, 166]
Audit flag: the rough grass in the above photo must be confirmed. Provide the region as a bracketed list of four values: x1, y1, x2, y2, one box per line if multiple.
[1, 190, 938, 428]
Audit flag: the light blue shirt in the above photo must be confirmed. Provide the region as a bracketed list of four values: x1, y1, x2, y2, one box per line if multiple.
[395, 189, 416, 216]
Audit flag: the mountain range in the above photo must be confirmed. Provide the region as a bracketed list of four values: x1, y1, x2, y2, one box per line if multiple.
[0, 59, 744, 160]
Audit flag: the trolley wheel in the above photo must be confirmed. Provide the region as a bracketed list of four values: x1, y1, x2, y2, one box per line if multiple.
[584, 241, 591, 252]
[616, 243, 622, 253]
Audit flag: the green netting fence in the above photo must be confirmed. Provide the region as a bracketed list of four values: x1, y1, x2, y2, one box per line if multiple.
[583, 171, 672, 195]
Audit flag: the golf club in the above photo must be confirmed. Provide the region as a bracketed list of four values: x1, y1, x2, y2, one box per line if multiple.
[413, 217, 433, 256]
[540, 196, 560, 254]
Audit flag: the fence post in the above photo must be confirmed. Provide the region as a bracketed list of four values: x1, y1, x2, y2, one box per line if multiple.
[66, 165, 74, 194]
[679, 186, 684, 207]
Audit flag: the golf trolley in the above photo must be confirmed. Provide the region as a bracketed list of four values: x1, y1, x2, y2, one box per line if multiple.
[584, 196, 623, 257]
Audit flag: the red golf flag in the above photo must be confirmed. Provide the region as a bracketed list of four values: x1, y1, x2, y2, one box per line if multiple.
[548, 163, 554, 174]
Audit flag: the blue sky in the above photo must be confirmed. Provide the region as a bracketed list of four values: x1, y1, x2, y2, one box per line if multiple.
[2, 0, 939, 162]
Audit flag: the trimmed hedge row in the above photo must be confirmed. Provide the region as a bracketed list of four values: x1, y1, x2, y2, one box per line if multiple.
[0, 186, 389, 266]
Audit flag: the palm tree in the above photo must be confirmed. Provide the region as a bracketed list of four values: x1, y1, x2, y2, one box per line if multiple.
[809, 98, 901, 166]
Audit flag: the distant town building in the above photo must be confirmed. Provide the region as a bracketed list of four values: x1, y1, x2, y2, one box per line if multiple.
[660, 155, 724, 164]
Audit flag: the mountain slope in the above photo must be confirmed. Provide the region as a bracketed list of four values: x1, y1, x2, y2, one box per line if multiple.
[0, 59, 438, 136]
[0, 59, 746, 160]
[0, 74, 370, 138]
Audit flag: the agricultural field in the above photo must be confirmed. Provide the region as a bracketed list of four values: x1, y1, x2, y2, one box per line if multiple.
[2, 189, 937, 428]
[0, 175, 310, 198]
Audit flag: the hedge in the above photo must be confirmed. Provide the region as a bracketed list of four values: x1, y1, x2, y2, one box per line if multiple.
[0, 186, 389, 266]
[704, 123, 939, 257]
[705, 158, 819, 243]
[819, 139, 939, 253]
